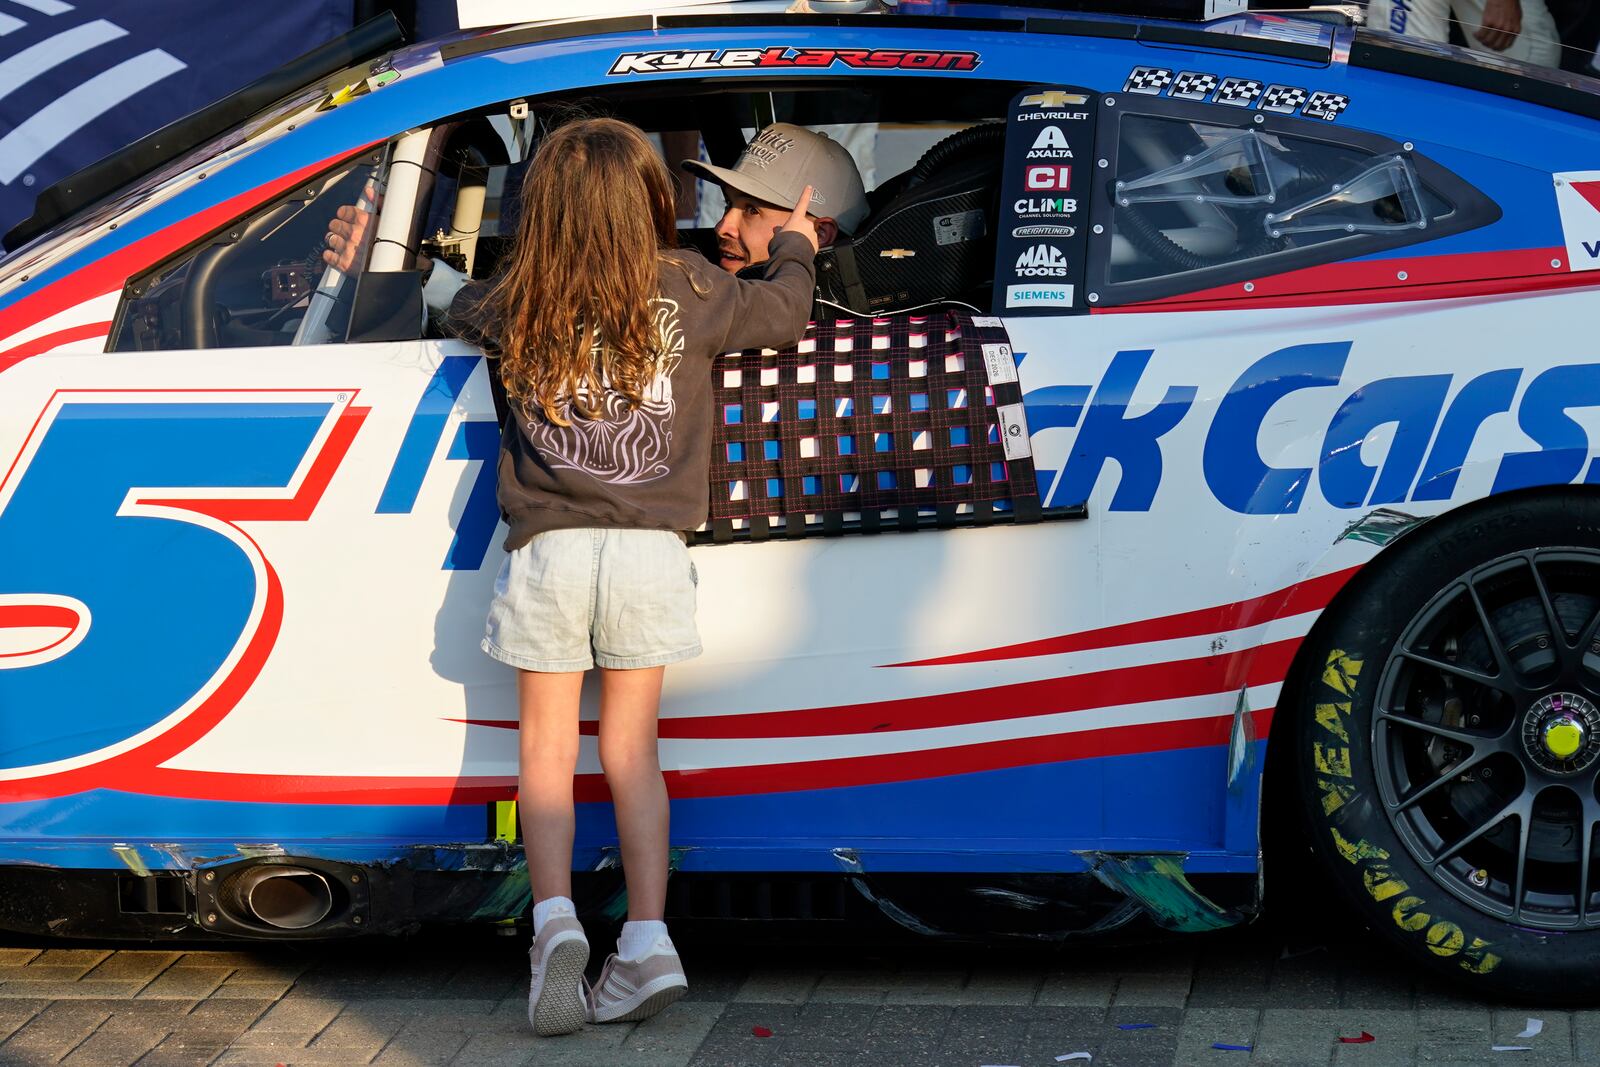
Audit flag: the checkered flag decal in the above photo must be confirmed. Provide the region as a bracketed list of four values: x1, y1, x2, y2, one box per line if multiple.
[1214, 77, 1263, 107]
[1124, 66, 1173, 95]
[1259, 84, 1308, 114]
[1171, 71, 1218, 100]
[1304, 91, 1351, 121]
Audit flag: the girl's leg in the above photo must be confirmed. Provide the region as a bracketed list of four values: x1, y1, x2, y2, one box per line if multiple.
[596, 665, 669, 921]
[517, 669, 585, 904]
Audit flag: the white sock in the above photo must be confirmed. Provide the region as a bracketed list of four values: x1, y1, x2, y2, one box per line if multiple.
[617, 920, 671, 961]
[532, 895, 576, 935]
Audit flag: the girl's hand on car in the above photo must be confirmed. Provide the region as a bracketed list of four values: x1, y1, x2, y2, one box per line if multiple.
[778, 185, 819, 254]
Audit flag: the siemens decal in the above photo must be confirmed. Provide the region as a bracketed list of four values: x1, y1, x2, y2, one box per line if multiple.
[1029, 343, 1600, 514]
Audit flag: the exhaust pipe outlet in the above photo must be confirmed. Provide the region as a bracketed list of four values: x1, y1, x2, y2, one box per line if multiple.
[228, 867, 334, 930]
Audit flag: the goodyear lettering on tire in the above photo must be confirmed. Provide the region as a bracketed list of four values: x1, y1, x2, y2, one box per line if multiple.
[1312, 649, 1502, 975]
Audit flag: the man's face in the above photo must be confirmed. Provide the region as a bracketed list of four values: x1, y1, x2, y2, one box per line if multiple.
[713, 192, 791, 274]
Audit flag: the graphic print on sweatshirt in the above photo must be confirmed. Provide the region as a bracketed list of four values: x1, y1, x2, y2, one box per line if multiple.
[525, 299, 685, 484]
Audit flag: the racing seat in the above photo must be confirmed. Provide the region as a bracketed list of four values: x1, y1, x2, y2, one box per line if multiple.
[814, 123, 1005, 316]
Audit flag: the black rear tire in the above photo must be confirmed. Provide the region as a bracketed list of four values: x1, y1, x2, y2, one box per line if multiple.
[1288, 492, 1600, 1002]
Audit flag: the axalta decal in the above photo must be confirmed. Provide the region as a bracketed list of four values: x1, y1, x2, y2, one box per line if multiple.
[608, 47, 980, 76]
[1032, 342, 1600, 514]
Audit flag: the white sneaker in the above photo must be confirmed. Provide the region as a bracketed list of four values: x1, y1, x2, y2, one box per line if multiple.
[527, 912, 589, 1036]
[585, 943, 688, 1024]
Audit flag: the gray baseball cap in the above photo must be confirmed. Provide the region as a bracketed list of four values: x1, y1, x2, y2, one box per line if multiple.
[683, 123, 869, 235]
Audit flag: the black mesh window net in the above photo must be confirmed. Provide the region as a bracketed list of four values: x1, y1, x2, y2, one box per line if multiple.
[699, 310, 1082, 544]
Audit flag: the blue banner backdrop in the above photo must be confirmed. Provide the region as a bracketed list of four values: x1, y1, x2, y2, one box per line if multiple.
[0, 0, 443, 243]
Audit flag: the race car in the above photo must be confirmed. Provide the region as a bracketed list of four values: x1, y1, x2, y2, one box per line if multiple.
[4, 0, 1600, 1000]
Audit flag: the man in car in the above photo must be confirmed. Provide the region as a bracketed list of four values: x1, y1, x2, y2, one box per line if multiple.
[680, 122, 867, 278]
[322, 123, 868, 314]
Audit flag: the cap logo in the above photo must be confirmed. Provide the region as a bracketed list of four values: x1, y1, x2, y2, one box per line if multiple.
[741, 129, 796, 170]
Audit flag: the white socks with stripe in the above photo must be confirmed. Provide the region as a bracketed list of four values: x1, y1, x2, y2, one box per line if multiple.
[532, 895, 576, 935]
[617, 919, 672, 962]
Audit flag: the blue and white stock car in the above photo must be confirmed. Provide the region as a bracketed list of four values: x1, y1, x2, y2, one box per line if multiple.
[4, 0, 1600, 998]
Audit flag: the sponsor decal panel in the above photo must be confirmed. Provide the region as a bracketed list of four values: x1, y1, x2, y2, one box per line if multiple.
[1013, 197, 1077, 217]
[994, 86, 1096, 316]
[1015, 244, 1071, 277]
[609, 47, 980, 75]
[1027, 126, 1074, 160]
[1024, 165, 1072, 192]
[1554, 170, 1600, 273]
[1006, 283, 1074, 307]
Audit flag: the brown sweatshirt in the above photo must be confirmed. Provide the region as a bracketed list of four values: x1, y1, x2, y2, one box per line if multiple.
[445, 230, 816, 550]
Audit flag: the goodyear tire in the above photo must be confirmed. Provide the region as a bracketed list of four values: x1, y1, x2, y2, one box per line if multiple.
[1292, 493, 1600, 1000]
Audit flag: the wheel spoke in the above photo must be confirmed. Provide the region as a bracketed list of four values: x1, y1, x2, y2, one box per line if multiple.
[1581, 798, 1599, 926]
[1527, 557, 1573, 669]
[1434, 794, 1524, 866]
[1390, 748, 1492, 814]
[1376, 709, 1493, 748]
[1511, 803, 1533, 925]
[1397, 649, 1513, 694]
[1465, 581, 1515, 680]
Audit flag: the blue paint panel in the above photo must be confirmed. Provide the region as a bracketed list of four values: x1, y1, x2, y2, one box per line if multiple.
[442, 420, 500, 570]
[0, 745, 1256, 873]
[0, 402, 327, 770]
[377, 356, 481, 514]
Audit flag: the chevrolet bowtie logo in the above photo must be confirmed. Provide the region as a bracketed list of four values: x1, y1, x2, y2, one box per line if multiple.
[879, 248, 916, 259]
[1021, 91, 1089, 107]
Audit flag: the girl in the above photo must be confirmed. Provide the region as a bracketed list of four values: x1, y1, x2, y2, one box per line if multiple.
[460, 117, 817, 1036]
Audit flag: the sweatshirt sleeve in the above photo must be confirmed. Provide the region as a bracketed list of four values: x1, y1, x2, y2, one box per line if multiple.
[701, 229, 817, 355]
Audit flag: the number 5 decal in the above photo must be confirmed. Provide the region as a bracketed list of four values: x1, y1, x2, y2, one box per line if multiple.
[0, 390, 366, 800]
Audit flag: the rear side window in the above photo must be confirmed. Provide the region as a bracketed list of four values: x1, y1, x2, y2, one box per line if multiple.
[1090, 98, 1498, 304]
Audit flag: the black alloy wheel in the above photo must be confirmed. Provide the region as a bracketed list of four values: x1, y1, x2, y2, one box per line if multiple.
[1374, 549, 1600, 929]
[1288, 494, 1600, 1000]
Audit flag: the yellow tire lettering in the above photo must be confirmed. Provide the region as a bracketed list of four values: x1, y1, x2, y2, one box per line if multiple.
[1425, 921, 1465, 957]
[1322, 650, 1364, 697]
[1362, 863, 1409, 903]
[1393, 895, 1431, 932]
[1330, 825, 1390, 865]
[1459, 937, 1502, 974]
[1314, 701, 1351, 742]
[1317, 777, 1354, 816]
[1314, 743, 1352, 778]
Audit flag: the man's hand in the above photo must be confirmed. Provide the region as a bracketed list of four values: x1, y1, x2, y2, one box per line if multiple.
[321, 203, 370, 273]
[776, 185, 819, 254]
[1473, 0, 1522, 51]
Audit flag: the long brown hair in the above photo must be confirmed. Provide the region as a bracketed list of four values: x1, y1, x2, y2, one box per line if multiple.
[488, 117, 680, 426]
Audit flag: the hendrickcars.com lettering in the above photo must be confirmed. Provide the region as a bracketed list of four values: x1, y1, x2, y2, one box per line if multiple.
[1032, 343, 1600, 515]
[609, 47, 981, 75]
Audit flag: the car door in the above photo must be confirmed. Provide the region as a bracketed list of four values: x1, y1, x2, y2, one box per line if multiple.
[0, 136, 505, 815]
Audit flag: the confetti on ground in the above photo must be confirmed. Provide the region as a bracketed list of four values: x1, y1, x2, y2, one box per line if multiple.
[1117, 1023, 1156, 1030]
[1517, 1019, 1544, 1039]
[751, 1026, 773, 1039]
[1056, 1054, 1092, 1063]
[1339, 1031, 1375, 1044]
[1492, 1046, 1533, 1052]
[1211, 1043, 1252, 1051]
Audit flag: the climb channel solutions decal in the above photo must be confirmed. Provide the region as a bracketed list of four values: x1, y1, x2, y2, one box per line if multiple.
[992, 87, 1097, 317]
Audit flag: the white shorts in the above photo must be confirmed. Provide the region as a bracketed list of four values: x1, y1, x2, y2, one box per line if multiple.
[481, 527, 701, 672]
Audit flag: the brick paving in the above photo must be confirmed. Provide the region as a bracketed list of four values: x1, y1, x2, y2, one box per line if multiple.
[0, 921, 1585, 1066]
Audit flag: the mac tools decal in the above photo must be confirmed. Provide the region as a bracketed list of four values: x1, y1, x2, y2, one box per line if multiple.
[993, 87, 1096, 316]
